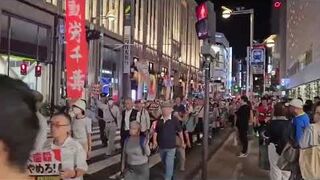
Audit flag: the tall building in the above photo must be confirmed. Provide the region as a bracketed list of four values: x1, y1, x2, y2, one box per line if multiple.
[210, 32, 232, 97]
[0, 0, 204, 105]
[274, 0, 320, 100]
[131, 0, 203, 100]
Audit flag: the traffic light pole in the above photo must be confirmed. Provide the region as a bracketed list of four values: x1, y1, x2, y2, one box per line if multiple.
[202, 56, 210, 180]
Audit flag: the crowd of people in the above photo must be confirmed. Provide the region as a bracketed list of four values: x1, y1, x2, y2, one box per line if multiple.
[0, 75, 235, 180]
[91, 94, 234, 180]
[1, 74, 319, 180]
[232, 94, 320, 180]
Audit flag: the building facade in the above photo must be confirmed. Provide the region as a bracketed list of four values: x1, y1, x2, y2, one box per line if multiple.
[0, 0, 203, 105]
[131, 0, 202, 100]
[210, 32, 232, 97]
[274, 0, 320, 100]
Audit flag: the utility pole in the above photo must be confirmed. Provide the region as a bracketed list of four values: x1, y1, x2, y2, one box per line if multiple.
[122, 0, 135, 98]
[202, 54, 210, 180]
[195, 1, 216, 179]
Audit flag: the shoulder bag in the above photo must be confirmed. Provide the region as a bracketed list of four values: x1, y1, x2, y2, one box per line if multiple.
[299, 124, 320, 179]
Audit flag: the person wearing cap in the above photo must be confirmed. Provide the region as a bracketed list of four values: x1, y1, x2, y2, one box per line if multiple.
[33, 90, 48, 151]
[289, 99, 310, 144]
[135, 100, 151, 136]
[72, 99, 92, 158]
[152, 101, 185, 180]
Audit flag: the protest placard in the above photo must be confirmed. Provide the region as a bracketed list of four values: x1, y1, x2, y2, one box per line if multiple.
[27, 149, 61, 177]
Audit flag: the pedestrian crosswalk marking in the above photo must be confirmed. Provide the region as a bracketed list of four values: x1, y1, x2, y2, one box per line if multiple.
[108, 153, 161, 179]
[87, 154, 121, 174]
[87, 125, 200, 177]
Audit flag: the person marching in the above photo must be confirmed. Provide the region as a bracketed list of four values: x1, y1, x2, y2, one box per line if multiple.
[43, 113, 88, 180]
[152, 101, 185, 180]
[122, 121, 150, 180]
[95, 96, 121, 156]
[121, 98, 138, 147]
[135, 100, 151, 137]
[71, 100, 92, 159]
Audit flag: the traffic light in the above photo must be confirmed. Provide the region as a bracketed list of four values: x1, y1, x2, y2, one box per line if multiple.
[195, 1, 215, 40]
[20, 63, 27, 75]
[195, 2, 209, 39]
[35, 64, 41, 77]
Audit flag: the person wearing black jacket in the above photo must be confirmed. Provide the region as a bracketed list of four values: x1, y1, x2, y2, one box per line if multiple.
[265, 102, 291, 180]
[121, 98, 138, 147]
[235, 95, 251, 157]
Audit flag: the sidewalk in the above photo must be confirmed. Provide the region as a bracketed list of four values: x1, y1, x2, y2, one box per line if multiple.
[149, 128, 234, 180]
[194, 132, 269, 180]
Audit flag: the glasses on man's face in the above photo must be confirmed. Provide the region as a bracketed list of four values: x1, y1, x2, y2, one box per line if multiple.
[51, 123, 70, 128]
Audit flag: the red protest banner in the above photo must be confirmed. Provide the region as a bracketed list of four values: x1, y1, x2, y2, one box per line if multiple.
[27, 149, 62, 176]
[65, 0, 88, 100]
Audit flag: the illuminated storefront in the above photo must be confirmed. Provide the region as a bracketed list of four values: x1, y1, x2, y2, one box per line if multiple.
[0, 11, 52, 101]
[288, 80, 320, 100]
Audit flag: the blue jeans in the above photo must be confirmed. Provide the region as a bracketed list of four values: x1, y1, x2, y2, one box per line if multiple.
[159, 148, 176, 180]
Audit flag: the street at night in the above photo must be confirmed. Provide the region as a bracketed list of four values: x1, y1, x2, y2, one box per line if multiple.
[0, 0, 320, 180]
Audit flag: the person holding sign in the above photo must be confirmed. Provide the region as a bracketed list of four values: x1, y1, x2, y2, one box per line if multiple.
[0, 75, 40, 180]
[43, 112, 88, 180]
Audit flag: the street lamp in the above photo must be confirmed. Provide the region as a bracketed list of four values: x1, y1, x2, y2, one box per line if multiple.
[266, 39, 275, 48]
[221, 6, 254, 96]
[221, 6, 232, 19]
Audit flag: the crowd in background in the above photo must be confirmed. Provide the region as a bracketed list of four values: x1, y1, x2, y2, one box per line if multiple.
[1, 73, 319, 180]
[234, 94, 320, 180]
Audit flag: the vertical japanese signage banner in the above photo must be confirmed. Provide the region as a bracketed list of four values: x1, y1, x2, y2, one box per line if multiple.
[123, 0, 133, 74]
[66, 0, 88, 99]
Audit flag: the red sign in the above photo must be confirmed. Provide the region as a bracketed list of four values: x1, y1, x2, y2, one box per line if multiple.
[28, 149, 62, 176]
[65, 0, 88, 100]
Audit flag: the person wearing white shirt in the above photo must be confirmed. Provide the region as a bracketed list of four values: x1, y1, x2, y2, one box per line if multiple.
[71, 100, 92, 159]
[135, 100, 151, 136]
[33, 91, 48, 151]
[95, 97, 121, 156]
[43, 113, 88, 180]
[121, 98, 138, 147]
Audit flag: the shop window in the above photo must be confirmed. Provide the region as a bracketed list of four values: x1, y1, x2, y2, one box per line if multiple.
[0, 13, 51, 95]
[11, 17, 38, 59]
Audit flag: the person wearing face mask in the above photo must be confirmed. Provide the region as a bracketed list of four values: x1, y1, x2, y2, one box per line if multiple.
[71, 100, 92, 159]
[95, 96, 121, 156]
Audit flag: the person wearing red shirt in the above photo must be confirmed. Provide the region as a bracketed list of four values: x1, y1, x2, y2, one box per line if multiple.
[257, 97, 269, 125]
